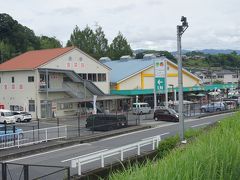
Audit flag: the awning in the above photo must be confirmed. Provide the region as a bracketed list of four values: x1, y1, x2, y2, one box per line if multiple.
[53, 95, 131, 104]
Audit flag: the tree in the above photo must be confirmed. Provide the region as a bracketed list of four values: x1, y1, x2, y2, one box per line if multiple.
[0, 41, 14, 63]
[94, 25, 108, 60]
[39, 36, 62, 49]
[108, 32, 133, 60]
[67, 25, 96, 58]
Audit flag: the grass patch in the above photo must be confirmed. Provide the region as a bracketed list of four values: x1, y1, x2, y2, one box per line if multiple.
[110, 112, 240, 180]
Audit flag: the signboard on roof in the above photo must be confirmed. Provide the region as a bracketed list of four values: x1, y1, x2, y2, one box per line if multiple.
[154, 59, 167, 91]
[154, 59, 166, 78]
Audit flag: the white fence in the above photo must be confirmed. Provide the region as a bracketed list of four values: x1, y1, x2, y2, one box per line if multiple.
[0, 125, 67, 149]
[68, 135, 161, 175]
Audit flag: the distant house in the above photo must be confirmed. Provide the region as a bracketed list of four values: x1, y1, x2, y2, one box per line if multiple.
[194, 70, 239, 84]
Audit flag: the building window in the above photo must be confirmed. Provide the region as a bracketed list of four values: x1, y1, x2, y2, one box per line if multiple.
[88, 74, 93, 81]
[11, 77, 14, 83]
[10, 105, 23, 111]
[58, 103, 73, 110]
[0, 77, 1, 83]
[28, 76, 34, 82]
[92, 74, 97, 82]
[29, 100, 35, 112]
[98, 73, 106, 82]
[78, 73, 87, 80]
[218, 75, 223, 78]
[232, 75, 238, 79]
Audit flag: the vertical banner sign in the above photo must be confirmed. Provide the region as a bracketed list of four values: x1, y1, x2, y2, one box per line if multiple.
[154, 59, 167, 92]
[93, 95, 97, 114]
[154, 58, 168, 108]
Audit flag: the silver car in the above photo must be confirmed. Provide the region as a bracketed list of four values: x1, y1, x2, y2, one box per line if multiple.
[201, 102, 226, 113]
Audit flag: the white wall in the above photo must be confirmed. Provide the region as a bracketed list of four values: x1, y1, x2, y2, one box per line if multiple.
[118, 63, 200, 90]
[40, 48, 110, 94]
[0, 70, 36, 112]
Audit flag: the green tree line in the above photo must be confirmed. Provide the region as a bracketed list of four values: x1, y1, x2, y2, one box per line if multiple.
[183, 51, 240, 69]
[0, 13, 133, 62]
[0, 13, 62, 63]
[66, 25, 133, 60]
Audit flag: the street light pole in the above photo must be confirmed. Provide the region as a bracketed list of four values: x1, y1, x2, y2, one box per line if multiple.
[177, 16, 188, 143]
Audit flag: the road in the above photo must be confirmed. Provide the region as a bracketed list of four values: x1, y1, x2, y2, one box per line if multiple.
[2, 112, 233, 179]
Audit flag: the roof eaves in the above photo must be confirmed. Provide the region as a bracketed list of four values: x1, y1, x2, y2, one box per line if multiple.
[167, 60, 201, 81]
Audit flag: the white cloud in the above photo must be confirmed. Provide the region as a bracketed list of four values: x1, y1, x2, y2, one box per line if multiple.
[0, 0, 240, 51]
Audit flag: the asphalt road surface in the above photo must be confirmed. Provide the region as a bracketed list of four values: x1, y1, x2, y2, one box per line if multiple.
[2, 112, 234, 179]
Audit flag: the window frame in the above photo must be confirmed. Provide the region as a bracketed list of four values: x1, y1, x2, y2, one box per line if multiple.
[28, 76, 34, 82]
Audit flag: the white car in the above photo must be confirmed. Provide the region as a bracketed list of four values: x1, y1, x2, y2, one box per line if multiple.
[13, 111, 32, 122]
[0, 109, 16, 124]
[132, 102, 151, 114]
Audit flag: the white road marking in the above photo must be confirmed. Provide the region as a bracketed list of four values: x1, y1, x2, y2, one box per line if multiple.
[191, 122, 210, 128]
[6, 143, 91, 162]
[61, 149, 108, 162]
[98, 123, 176, 142]
[141, 132, 170, 141]
[186, 112, 234, 122]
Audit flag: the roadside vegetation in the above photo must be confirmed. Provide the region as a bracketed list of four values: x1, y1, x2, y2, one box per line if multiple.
[110, 112, 240, 180]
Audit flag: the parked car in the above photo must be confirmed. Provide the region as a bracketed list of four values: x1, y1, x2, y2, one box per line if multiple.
[0, 109, 16, 124]
[200, 102, 226, 113]
[224, 100, 237, 110]
[13, 111, 32, 122]
[223, 96, 240, 106]
[132, 102, 151, 114]
[0, 125, 23, 142]
[154, 108, 179, 122]
[86, 114, 128, 131]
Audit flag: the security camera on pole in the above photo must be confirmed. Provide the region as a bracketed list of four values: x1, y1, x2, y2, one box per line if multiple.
[177, 16, 188, 143]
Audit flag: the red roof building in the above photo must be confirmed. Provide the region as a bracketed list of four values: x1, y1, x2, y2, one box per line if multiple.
[0, 47, 74, 71]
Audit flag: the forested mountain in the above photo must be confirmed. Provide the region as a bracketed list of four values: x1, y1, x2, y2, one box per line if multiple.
[0, 13, 62, 63]
[182, 51, 240, 70]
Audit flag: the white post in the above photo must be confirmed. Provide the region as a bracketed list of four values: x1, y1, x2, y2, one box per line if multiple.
[45, 129, 48, 142]
[78, 160, 82, 175]
[120, 149, 124, 161]
[154, 59, 157, 110]
[101, 154, 104, 167]
[137, 144, 140, 155]
[17, 132, 20, 148]
[174, 89, 177, 102]
[64, 125, 67, 138]
[152, 138, 155, 150]
[164, 59, 168, 108]
[157, 136, 161, 147]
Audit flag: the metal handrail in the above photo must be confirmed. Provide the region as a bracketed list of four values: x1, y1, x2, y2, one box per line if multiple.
[68, 135, 161, 175]
[0, 125, 67, 149]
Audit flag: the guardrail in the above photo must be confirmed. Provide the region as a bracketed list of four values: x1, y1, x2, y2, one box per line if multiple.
[68, 135, 161, 175]
[0, 125, 67, 150]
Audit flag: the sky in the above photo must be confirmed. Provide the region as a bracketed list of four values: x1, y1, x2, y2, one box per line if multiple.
[1, 0, 240, 51]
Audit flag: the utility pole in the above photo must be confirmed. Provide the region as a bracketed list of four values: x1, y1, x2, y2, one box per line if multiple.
[177, 16, 188, 143]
